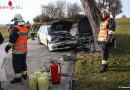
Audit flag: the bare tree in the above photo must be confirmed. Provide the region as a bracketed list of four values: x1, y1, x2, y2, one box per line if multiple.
[41, 3, 56, 18]
[67, 3, 82, 18]
[41, 1, 65, 18]
[122, 14, 127, 18]
[39, 14, 50, 23]
[33, 16, 40, 23]
[33, 14, 50, 23]
[96, 0, 123, 19]
[55, 1, 66, 18]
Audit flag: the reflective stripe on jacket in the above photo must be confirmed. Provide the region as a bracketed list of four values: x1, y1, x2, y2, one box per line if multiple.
[13, 25, 28, 54]
[98, 18, 110, 42]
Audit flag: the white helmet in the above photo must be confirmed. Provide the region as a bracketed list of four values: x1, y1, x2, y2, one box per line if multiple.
[12, 13, 24, 21]
[101, 8, 110, 15]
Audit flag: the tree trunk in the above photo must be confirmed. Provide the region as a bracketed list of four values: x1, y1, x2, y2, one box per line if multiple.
[80, 0, 101, 51]
[112, 14, 116, 19]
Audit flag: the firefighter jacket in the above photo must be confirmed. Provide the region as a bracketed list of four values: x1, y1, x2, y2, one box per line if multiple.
[98, 18, 115, 42]
[7, 25, 28, 54]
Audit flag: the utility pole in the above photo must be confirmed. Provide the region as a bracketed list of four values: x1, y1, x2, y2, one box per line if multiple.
[80, 0, 101, 51]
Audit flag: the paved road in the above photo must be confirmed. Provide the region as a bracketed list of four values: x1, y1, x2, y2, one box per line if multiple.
[0, 26, 77, 90]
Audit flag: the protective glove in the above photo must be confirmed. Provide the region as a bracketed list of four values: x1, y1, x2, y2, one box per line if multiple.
[5, 45, 11, 53]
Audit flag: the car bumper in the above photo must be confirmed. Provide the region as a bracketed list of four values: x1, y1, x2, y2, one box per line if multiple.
[48, 41, 77, 51]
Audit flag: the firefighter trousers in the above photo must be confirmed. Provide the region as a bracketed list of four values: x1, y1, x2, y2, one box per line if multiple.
[12, 54, 27, 77]
[100, 42, 109, 60]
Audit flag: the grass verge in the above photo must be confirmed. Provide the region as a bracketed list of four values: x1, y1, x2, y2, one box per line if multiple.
[0, 26, 9, 38]
[74, 18, 130, 90]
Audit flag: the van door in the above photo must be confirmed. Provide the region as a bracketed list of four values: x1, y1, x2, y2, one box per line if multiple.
[44, 27, 48, 45]
[40, 26, 48, 45]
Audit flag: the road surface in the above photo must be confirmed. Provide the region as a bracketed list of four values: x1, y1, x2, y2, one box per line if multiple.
[0, 25, 77, 90]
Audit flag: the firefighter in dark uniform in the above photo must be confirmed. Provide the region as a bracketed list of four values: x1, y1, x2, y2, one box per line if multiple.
[5, 14, 28, 84]
[98, 9, 116, 73]
[30, 26, 36, 40]
[0, 32, 4, 90]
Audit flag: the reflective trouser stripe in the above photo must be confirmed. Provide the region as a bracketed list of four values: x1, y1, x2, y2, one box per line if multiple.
[15, 73, 22, 77]
[102, 60, 108, 64]
[22, 71, 27, 75]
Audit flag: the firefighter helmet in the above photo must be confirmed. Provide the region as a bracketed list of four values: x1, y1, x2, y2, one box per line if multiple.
[12, 14, 23, 21]
[101, 8, 110, 14]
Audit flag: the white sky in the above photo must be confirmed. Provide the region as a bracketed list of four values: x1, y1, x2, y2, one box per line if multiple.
[0, 0, 129, 24]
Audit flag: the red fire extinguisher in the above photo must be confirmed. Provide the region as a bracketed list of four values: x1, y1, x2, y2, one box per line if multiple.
[50, 60, 61, 84]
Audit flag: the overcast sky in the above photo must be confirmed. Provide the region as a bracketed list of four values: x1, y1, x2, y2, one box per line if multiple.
[0, 0, 129, 24]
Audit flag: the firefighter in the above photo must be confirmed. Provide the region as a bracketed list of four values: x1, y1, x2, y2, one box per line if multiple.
[0, 32, 4, 90]
[5, 14, 28, 83]
[30, 26, 36, 40]
[98, 9, 116, 73]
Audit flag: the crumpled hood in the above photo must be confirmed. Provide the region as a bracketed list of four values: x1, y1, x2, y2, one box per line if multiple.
[51, 35, 72, 43]
[50, 20, 73, 32]
[49, 20, 74, 44]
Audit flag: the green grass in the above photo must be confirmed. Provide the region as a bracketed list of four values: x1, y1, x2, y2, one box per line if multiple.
[0, 26, 9, 38]
[74, 18, 130, 90]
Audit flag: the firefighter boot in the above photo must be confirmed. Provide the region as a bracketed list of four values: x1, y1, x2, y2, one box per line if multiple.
[100, 64, 108, 73]
[10, 77, 22, 84]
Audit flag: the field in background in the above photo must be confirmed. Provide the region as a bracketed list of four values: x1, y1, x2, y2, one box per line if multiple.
[0, 25, 34, 38]
[0, 26, 9, 38]
[74, 18, 130, 90]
